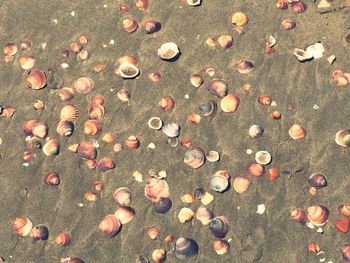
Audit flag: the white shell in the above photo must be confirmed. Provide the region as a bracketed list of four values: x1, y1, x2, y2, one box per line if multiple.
[293, 48, 313, 62]
[305, 43, 325, 59]
[157, 42, 180, 60]
[267, 36, 276, 48]
[249, 125, 264, 138]
[206, 151, 220, 162]
[147, 117, 163, 130]
[187, 0, 201, 6]
[162, 123, 180, 137]
[256, 204, 266, 215]
[119, 62, 140, 79]
[209, 175, 229, 193]
[255, 151, 272, 165]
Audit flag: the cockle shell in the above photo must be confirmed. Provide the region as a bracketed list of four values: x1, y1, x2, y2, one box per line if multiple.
[13, 216, 33, 237]
[282, 19, 296, 30]
[339, 205, 350, 217]
[44, 172, 60, 186]
[98, 214, 121, 237]
[136, 0, 148, 10]
[77, 141, 97, 160]
[122, 18, 138, 33]
[162, 123, 180, 137]
[178, 207, 195, 223]
[307, 205, 329, 226]
[57, 120, 74, 137]
[213, 240, 230, 255]
[276, 0, 288, 9]
[231, 12, 248, 26]
[147, 227, 160, 240]
[19, 55, 35, 70]
[288, 124, 306, 140]
[60, 104, 79, 121]
[174, 237, 199, 259]
[190, 74, 204, 88]
[157, 42, 180, 60]
[217, 35, 233, 49]
[3, 43, 17, 55]
[144, 178, 170, 204]
[42, 139, 60, 156]
[113, 187, 132, 206]
[124, 135, 140, 149]
[195, 206, 213, 225]
[220, 93, 240, 113]
[58, 87, 74, 101]
[152, 249, 166, 263]
[184, 147, 205, 169]
[55, 232, 71, 247]
[114, 206, 135, 224]
[83, 119, 102, 136]
[207, 79, 228, 98]
[292, 1, 307, 14]
[119, 62, 140, 79]
[335, 129, 350, 147]
[26, 69, 46, 90]
[233, 176, 251, 194]
[73, 77, 94, 94]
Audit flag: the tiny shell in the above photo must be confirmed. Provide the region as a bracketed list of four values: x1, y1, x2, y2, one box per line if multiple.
[13, 216, 33, 237]
[213, 240, 230, 255]
[99, 214, 121, 237]
[231, 12, 248, 26]
[255, 151, 272, 165]
[184, 147, 205, 169]
[164, 234, 174, 244]
[249, 125, 264, 138]
[88, 104, 105, 120]
[73, 77, 94, 94]
[93, 63, 107, 73]
[147, 227, 160, 240]
[308, 243, 320, 253]
[86, 159, 97, 169]
[233, 176, 251, 193]
[83, 120, 102, 136]
[157, 42, 180, 60]
[55, 232, 71, 247]
[26, 69, 47, 90]
[256, 204, 266, 215]
[288, 124, 306, 140]
[190, 74, 204, 88]
[122, 18, 138, 33]
[33, 100, 44, 110]
[336, 217, 350, 233]
[20, 40, 32, 51]
[42, 139, 60, 156]
[187, 0, 201, 6]
[136, 0, 148, 10]
[84, 191, 98, 202]
[162, 123, 180, 137]
[206, 151, 220, 162]
[276, 0, 288, 9]
[206, 37, 216, 47]
[119, 63, 140, 79]
[258, 95, 272, 106]
[148, 72, 161, 82]
[281, 19, 296, 30]
[236, 60, 254, 74]
[246, 162, 265, 177]
[44, 172, 60, 186]
[19, 55, 35, 70]
[268, 167, 280, 181]
[148, 117, 163, 130]
[181, 193, 196, 204]
[97, 157, 115, 172]
[143, 20, 161, 34]
[210, 174, 229, 193]
[159, 96, 175, 111]
[114, 206, 135, 224]
[196, 206, 213, 225]
[119, 3, 129, 12]
[102, 133, 114, 144]
[187, 113, 201, 125]
[292, 2, 307, 14]
[217, 35, 233, 49]
[335, 129, 350, 147]
[3, 43, 17, 55]
[220, 93, 240, 113]
[178, 207, 195, 223]
[1, 107, 15, 117]
[207, 79, 228, 98]
[30, 225, 49, 241]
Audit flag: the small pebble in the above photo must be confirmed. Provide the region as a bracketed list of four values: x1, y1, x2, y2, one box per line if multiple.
[246, 149, 253, 154]
[22, 163, 29, 167]
[109, 39, 115, 45]
[61, 63, 69, 69]
[71, 11, 76, 16]
[185, 94, 189, 99]
[148, 143, 156, 149]
[313, 104, 320, 110]
[256, 204, 265, 215]
[52, 19, 58, 24]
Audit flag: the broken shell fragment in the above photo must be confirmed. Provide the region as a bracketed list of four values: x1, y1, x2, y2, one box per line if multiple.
[187, 0, 201, 6]
[335, 129, 350, 147]
[117, 89, 131, 102]
[118, 55, 137, 65]
[148, 72, 161, 82]
[255, 151, 272, 165]
[249, 125, 264, 138]
[174, 237, 199, 259]
[209, 216, 229, 238]
[122, 18, 138, 33]
[26, 69, 47, 90]
[336, 217, 350, 233]
[293, 48, 313, 62]
[148, 117, 163, 130]
[342, 245, 350, 261]
[136, 0, 148, 10]
[119, 62, 140, 79]
[268, 167, 280, 181]
[220, 93, 240, 113]
[98, 214, 121, 237]
[13, 216, 33, 237]
[339, 205, 350, 217]
[58, 87, 74, 101]
[308, 173, 327, 189]
[184, 147, 205, 169]
[213, 240, 230, 255]
[305, 43, 324, 59]
[157, 42, 180, 60]
[88, 104, 105, 120]
[178, 207, 195, 223]
[162, 123, 180, 137]
[288, 124, 306, 140]
[236, 60, 254, 74]
[233, 176, 251, 194]
[307, 205, 329, 226]
[308, 243, 320, 253]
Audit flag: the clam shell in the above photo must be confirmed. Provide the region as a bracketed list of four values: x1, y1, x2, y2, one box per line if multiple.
[159, 96, 174, 111]
[335, 129, 350, 147]
[174, 237, 199, 259]
[55, 232, 71, 247]
[144, 178, 170, 203]
[190, 74, 204, 88]
[157, 42, 180, 60]
[195, 206, 213, 225]
[99, 214, 121, 237]
[73, 77, 94, 94]
[210, 175, 229, 193]
[3, 43, 17, 55]
[187, 0, 201, 6]
[217, 35, 233, 49]
[30, 225, 49, 241]
[162, 123, 180, 137]
[213, 240, 230, 255]
[148, 117, 163, 130]
[143, 20, 161, 34]
[231, 12, 248, 26]
[152, 249, 166, 263]
[124, 135, 140, 149]
[207, 79, 228, 98]
[113, 187, 132, 206]
[233, 176, 251, 194]
[178, 207, 195, 224]
[122, 18, 138, 33]
[184, 147, 205, 169]
[236, 59, 254, 74]
[307, 205, 329, 226]
[198, 100, 217, 116]
[255, 151, 272, 165]
[249, 125, 264, 138]
[209, 216, 229, 238]
[308, 173, 327, 189]
[114, 206, 135, 224]
[60, 104, 79, 121]
[154, 197, 172, 214]
[44, 172, 60, 186]
[136, 0, 148, 10]
[246, 162, 265, 177]
[220, 93, 240, 113]
[119, 62, 140, 79]
[26, 69, 46, 90]
[68, 259, 85, 263]
[13, 216, 33, 237]
[292, 1, 307, 14]
[291, 208, 307, 224]
[77, 141, 97, 160]
[32, 122, 48, 138]
[88, 104, 105, 120]
[281, 19, 296, 30]
[293, 48, 313, 62]
[42, 139, 60, 156]
[57, 120, 74, 137]
[147, 227, 160, 240]
[19, 55, 35, 70]
[97, 157, 115, 172]
[117, 88, 131, 102]
[118, 55, 137, 65]
[342, 245, 350, 261]
[83, 119, 102, 136]
[339, 205, 350, 217]
[288, 124, 306, 140]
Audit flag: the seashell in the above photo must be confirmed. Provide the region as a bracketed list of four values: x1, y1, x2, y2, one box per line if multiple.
[27, 137, 42, 150]
[124, 135, 140, 149]
[44, 172, 60, 186]
[207, 79, 228, 98]
[209, 216, 229, 238]
[157, 42, 180, 60]
[77, 50, 90, 60]
[339, 205, 350, 217]
[187, 0, 201, 6]
[332, 70, 349, 87]
[23, 120, 37, 135]
[308, 173, 327, 189]
[193, 188, 206, 200]
[148, 117, 163, 130]
[30, 225, 49, 241]
[305, 43, 324, 59]
[255, 151, 272, 165]
[335, 129, 350, 147]
[88, 103, 105, 120]
[13, 216, 33, 237]
[152, 249, 166, 263]
[77, 141, 97, 160]
[268, 167, 280, 181]
[114, 206, 135, 224]
[288, 124, 306, 140]
[118, 55, 137, 65]
[258, 95, 272, 106]
[58, 87, 74, 101]
[23, 151, 34, 161]
[33, 100, 44, 110]
[271, 111, 282, 120]
[293, 48, 313, 62]
[122, 18, 138, 33]
[19, 55, 35, 70]
[236, 59, 254, 74]
[196, 206, 213, 225]
[198, 100, 217, 116]
[113, 143, 124, 152]
[206, 151, 220, 162]
[159, 96, 175, 111]
[92, 180, 103, 192]
[249, 125, 264, 138]
[308, 243, 320, 253]
[73, 77, 94, 94]
[70, 42, 81, 53]
[1, 106, 15, 117]
[307, 205, 329, 226]
[233, 176, 251, 194]
[187, 113, 201, 125]
[164, 234, 174, 244]
[42, 139, 60, 156]
[342, 245, 350, 261]
[201, 192, 214, 206]
[113, 187, 132, 206]
[184, 147, 205, 169]
[190, 74, 203, 88]
[336, 217, 350, 233]
[90, 95, 105, 106]
[99, 214, 121, 237]
[55, 232, 71, 247]
[154, 197, 172, 214]
[148, 72, 161, 82]
[78, 34, 89, 45]
[26, 69, 47, 90]
[84, 191, 98, 202]
[68, 144, 79, 152]
[162, 123, 180, 137]
[3, 43, 17, 55]
[291, 209, 306, 224]
[93, 62, 107, 73]
[217, 35, 233, 49]
[213, 240, 230, 255]
[86, 159, 97, 169]
[147, 227, 160, 240]
[60, 104, 79, 122]
[178, 207, 195, 223]
[281, 19, 296, 30]
[174, 237, 199, 259]
[143, 20, 161, 34]
[246, 162, 265, 177]
[119, 62, 140, 79]
[119, 3, 129, 12]
[97, 157, 115, 172]
[117, 88, 131, 102]
[145, 178, 170, 203]
[102, 133, 114, 144]
[83, 119, 102, 136]
[68, 258, 85, 263]
[20, 40, 32, 51]
[206, 37, 216, 47]
[181, 193, 196, 204]
[136, 0, 148, 10]
[231, 12, 248, 26]
[56, 120, 74, 137]
[32, 122, 48, 139]
[292, 1, 306, 14]
[220, 93, 240, 113]
[205, 67, 215, 76]
[276, 0, 288, 9]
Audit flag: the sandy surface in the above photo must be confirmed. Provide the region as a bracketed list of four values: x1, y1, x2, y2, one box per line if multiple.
[0, 0, 350, 262]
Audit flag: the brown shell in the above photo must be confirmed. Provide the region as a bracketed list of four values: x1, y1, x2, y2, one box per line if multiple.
[26, 69, 47, 90]
[77, 141, 97, 160]
[124, 135, 140, 149]
[122, 18, 138, 33]
[55, 232, 71, 247]
[98, 214, 121, 237]
[58, 87, 74, 101]
[44, 172, 60, 186]
[83, 119, 102, 136]
[114, 206, 135, 224]
[97, 157, 116, 172]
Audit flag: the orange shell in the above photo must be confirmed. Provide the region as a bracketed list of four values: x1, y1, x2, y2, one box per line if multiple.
[55, 232, 71, 247]
[288, 124, 306, 140]
[339, 205, 350, 217]
[83, 119, 102, 136]
[1, 106, 15, 117]
[220, 93, 240, 113]
[118, 55, 137, 65]
[246, 162, 265, 177]
[92, 180, 103, 192]
[19, 55, 35, 70]
[86, 159, 97, 169]
[187, 113, 201, 125]
[91, 95, 105, 105]
[217, 35, 233, 49]
[70, 42, 81, 53]
[122, 18, 138, 33]
[3, 43, 17, 56]
[124, 135, 140, 149]
[79, 34, 89, 45]
[152, 249, 166, 263]
[233, 176, 251, 193]
[159, 96, 175, 111]
[84, 191, 98, 202]
[147, 227, 160, 240]
[213, 240, 230, 255]
[271, 111, 282, 120]
[268, 167, 280, 181]
[102, 133, 114, 144]
[258, 95, 272, 106]
[308, 243, 320, 253]
[13, 216, 33, 237]
[136, 0, 149, 10]
[164, 234, 174, 244]
[149, 72, 161, 82]
[33, 100, 44, 110]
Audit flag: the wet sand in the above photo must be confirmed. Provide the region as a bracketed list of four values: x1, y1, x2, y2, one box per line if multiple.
[0, 0, 350, 262]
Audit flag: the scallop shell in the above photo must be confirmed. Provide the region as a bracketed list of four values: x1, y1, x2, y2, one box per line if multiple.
[249, 125, 264, 138]
[335, 129, 350, 147]
[144, 178, 170, 203]
[98, 214, 121, 237]
[124, 135, 140, 149]
[44, 172, 60, 186]
[220, 93, 240, 113]
[26, 69, 47, 90]
[122, 18, 138, 33]
[42, 139, 60, 156]
[174, 237, 199, 259]
[307, 205, 329, 226]
[19, 55, 35, 70]
[13, 216, 33, 237]
[57, 120, 74, 137]
[246, 162, 265, 177]
[209, 216, 229, 238]
[210, 175, 229, 193]
[162, 123, 180, 137]
[143, 20, 161, 34]
[178, 207, 195, 224]
[114, 206, 135, 224]
[55, 232, 71, 247]
[293, 48, 313, 62]
[236, 59, 254, 74]
[308, 173, 327, 189]
[255, 151, 272, 165]
[231, 12, 248, 26]
[152, 249, 166, 263]
[207, 79, 228, 98]
[157, 42, 180, 60]
[342, 245, 350, 261]
[148, 117, 163, 130]
[154, 197, 172, 214]
[113, 187, 132, 206]
[60, 104, 79, 121]
[147, 227, 160, 240]
[88, 104, 105, 120]
[184, 147, 205, 169]
[30, 225, 49, 241]
[159, 96, 175, 111]
[73, 77, 94, 94]
[58, 87, 74, 101]
[233, 176, 251, 194]
[77, 141, 97, 160]
[83, 120, 102, 136]
[119, 62, 140, 79]
[213, 240, 230, 255]
[288, 124, 306, 140]
[195, 206, 213, 225]
[198, 100, 217, 116]
[97, 157, 115, 172]
[190, 74, 204, 88]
